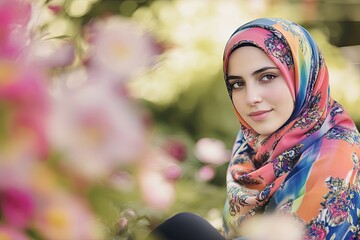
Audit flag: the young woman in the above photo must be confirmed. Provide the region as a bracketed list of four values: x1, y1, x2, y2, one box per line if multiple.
[146, 18, 360, 240]
[223, 17, 360, 240]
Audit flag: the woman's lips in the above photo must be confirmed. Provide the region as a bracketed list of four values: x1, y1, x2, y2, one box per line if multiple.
[248, 110, 272, 121]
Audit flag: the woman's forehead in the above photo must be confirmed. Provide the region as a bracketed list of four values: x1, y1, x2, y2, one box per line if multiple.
[227, 46, 277, 75]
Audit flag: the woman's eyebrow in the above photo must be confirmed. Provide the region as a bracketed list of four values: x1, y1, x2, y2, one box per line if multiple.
[226, 75, 242, 80]
[227, 66, 278, 81]
[252, 66, 278, 76]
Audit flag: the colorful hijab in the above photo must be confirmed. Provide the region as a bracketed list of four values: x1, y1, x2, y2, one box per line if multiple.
[222, 18, 360, 239]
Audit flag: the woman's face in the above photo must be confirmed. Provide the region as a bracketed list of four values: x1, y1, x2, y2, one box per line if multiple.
[227, 46, 294, 138]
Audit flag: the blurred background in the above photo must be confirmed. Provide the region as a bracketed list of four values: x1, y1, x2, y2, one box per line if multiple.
[0, 0, 359, 239]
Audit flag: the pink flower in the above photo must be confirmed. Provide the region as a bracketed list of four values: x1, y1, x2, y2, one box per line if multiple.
[33, 192, 103, 240]
[28, 39, 76, 68]
[194, 138, 230, 165]
[0, 225, 29, 240]
[118, 217, 128, 233]
[164, 164, 182, 181]
[162, 139, 187, 162]
[108, 171, 135, 192]
[87, 16, 158, 82]
[196, 165, 216, 182]
[138, 148, 178, 210]
[0, 0, 32, 59]
[47, 4, 63, 15]
[140, 171, 176, 210]
[0, 61, 49, 160]
[0, 154, 34, 190]
[48, 82, 146, 180]
[0, 188, 35, 229]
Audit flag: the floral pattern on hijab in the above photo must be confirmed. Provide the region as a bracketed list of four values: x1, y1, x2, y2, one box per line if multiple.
[222, 18, 360, 240]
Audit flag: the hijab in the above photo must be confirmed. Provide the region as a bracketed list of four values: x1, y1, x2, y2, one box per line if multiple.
[222, 18, 360, 239]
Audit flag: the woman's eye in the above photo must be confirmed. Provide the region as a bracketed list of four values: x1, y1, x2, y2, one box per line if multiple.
[231, 81, 245, 90]
[260, 74, 276, 82]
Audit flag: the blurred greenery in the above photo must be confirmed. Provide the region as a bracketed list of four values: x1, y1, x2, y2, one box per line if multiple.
[44, 0, 360, 141]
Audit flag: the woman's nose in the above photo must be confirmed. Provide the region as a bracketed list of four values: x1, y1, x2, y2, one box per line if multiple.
[245, 85, 262, 105]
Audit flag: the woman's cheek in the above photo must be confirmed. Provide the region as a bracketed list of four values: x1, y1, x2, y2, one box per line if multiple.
[232, 93, 246, 115]
[266, 81, 293, 103]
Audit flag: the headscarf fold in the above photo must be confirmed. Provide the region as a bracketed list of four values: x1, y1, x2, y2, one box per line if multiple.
[222, 18, 360, 239]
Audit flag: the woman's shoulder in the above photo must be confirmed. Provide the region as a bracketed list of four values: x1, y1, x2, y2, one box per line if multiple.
[289, 131, 359, 180]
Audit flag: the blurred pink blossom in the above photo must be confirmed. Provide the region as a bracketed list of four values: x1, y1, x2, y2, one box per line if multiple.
[0, 188, 35, 229]
[164, 164, 182, 182]
[0, 82, 47, 188]
[0, 225, 29, 240]
[162, 139, 187, 162]
[108, 171, 135, 192]
[196, 165, 216, 182]
[0, 153, 35, 190]
[194, 138, 230, 165]
[0, 0, 31, 59]
[0, 61, 49, 160]
[140, 171, 176, 210]
[47, 4, 63, 15]
[87, 16, 159, 82]
[27, 39, 76, 68]
[0, 1, 170, 239]
[118, 217, 128, 234]
[33, 192, 103, 240]
[48, 82, 146, 180]
[138, 149, 179, 210]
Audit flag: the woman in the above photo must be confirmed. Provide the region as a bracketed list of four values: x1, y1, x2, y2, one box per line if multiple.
[147, 18, 360, 240]
[223, 17, 360, 240]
